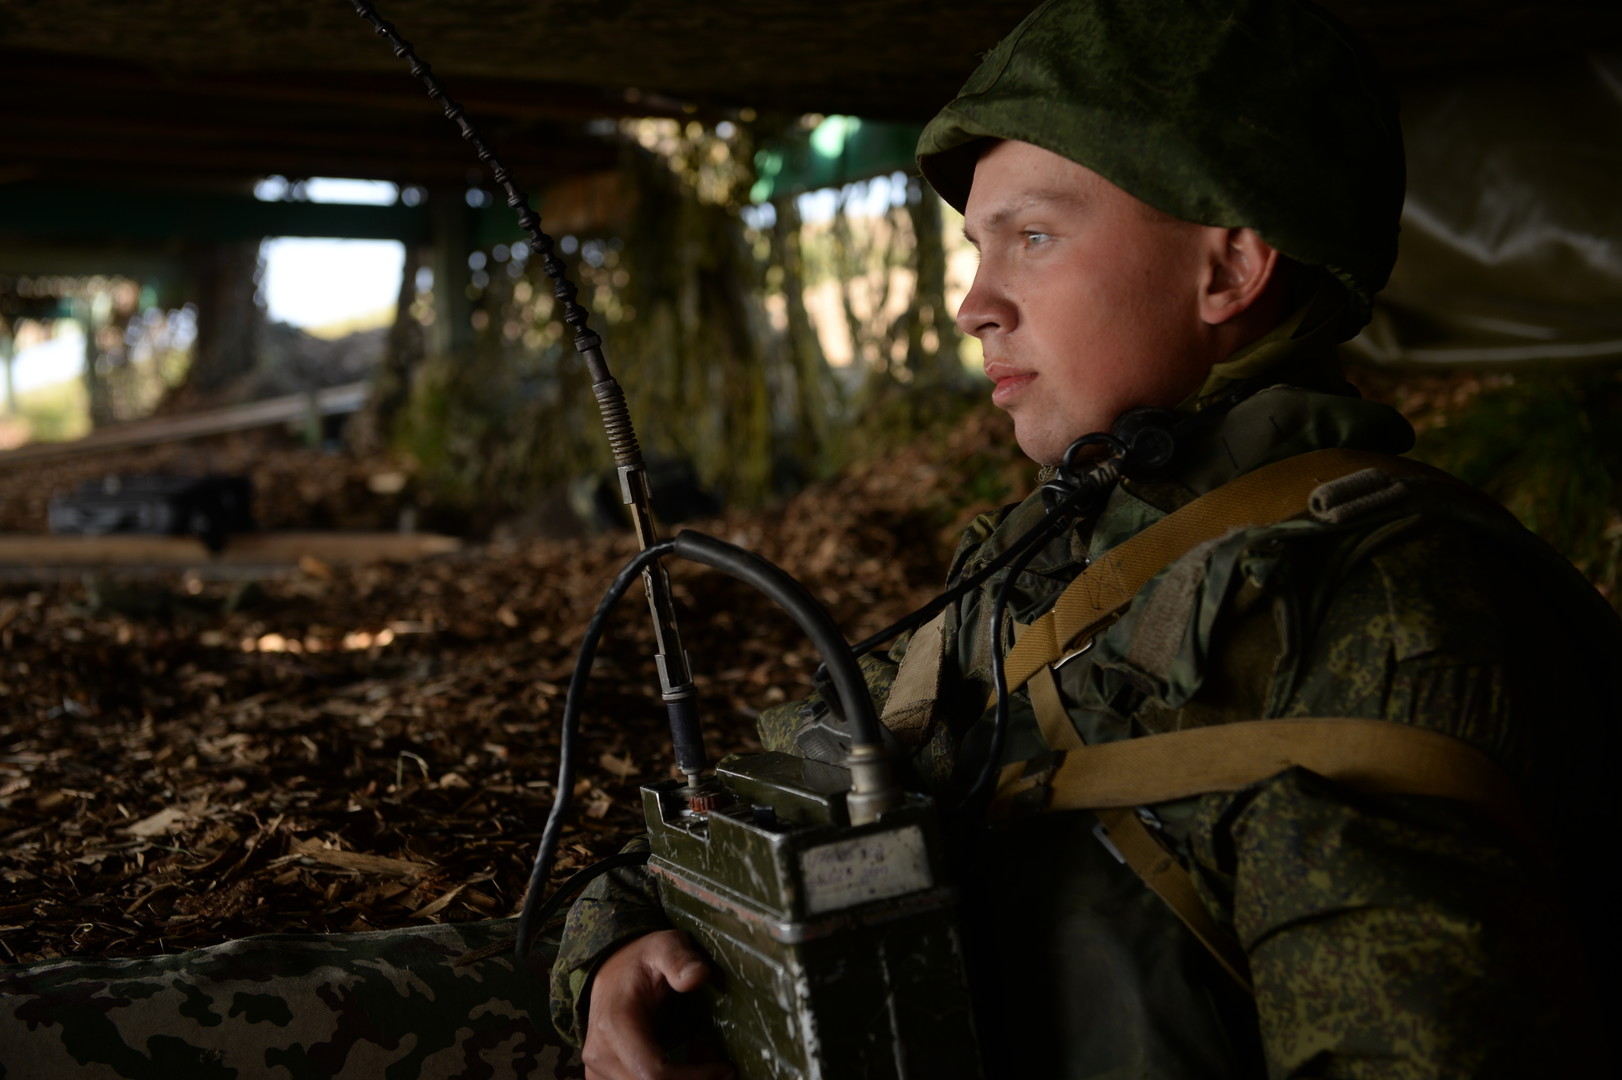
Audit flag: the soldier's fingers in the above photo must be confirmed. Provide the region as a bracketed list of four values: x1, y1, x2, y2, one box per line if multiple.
[585, 1046, 734, 1080]
[643, 930, 712, 995]
[582, 989, 664, 1080]
[586, 932, 692, 1079]
[585, 932, 733, 1080]
[586, 1012, 735, 1080]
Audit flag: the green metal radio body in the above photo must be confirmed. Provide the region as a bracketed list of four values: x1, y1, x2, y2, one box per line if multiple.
[644, 751, 982, 1080]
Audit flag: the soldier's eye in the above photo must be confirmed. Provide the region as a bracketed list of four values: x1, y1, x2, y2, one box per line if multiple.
[1023, 231, 1052, 247]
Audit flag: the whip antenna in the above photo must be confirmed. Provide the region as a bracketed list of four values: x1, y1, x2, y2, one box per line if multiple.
[350, 0, 708, 786]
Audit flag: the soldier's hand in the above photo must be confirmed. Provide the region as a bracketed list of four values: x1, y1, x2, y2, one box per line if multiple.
[583, 929, 734, 1080]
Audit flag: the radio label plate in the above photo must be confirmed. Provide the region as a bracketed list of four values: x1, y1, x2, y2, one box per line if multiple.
[799, 824, 931, 915]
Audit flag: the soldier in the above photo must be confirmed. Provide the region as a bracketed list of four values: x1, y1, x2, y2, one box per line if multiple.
[560, 1, 1614, 1078]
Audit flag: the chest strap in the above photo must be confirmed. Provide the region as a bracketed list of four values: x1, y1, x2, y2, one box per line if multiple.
[1005, 665, 1532, 991]
[1026, 665, 1256, 987]
[994, 712, 1528, 836]
[995, 448, 1447, 705]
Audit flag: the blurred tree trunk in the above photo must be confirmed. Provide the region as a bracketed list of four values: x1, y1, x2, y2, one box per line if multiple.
[828, 191, 902, 399]
[616, 142, 775, 502]
[427, 195, 474, 360]
[351, 246, 424, 454]
[77, 296, 115, 428]
[175, 239, 263, 407]
[0, 316, 15, 418]
[771, 195, 840, 467]
[89, 283, 143, 424]
[906, 183, 961, 387]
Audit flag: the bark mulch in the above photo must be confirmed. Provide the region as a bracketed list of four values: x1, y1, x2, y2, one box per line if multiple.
[0, 407, 1027, 963]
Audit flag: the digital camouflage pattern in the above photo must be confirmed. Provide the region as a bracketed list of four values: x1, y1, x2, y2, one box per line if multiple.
[0, 917, 579, 1078]
[546, 838, 663, 1050]
[551, 340, 1613, 1074]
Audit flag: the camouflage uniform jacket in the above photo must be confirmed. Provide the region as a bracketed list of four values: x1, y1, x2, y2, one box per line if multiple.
[554, 382, 1614, 1077]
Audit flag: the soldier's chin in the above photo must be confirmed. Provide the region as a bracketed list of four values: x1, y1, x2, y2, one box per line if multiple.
[1014, 432, 1066, 468]
[1016, 421, 1113, 471]
[1011, 418, 1071, 468]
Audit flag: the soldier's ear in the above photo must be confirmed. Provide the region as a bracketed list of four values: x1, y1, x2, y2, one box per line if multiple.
[1198, 227, 1280, 327]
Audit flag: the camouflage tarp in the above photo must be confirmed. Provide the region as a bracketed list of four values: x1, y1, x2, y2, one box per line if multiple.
[0, 917, 579, 1079]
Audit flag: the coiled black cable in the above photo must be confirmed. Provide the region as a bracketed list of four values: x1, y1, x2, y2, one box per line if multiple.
[515, 540, 675, 961]
[516, 531, 885, 961]
[843, 491, 1084, 664]
[957, 436, 1127, 815]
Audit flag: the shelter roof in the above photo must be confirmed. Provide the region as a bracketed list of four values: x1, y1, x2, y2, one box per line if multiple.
[3, 0, 1618, 193]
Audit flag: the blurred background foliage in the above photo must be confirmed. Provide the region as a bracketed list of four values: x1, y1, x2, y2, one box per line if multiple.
[6, 111, 1619, 611]
[390, 115, 977, 531]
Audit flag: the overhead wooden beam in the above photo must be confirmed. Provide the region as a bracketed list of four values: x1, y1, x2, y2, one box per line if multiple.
[3, 0, 1617, 226]
[0, 52, 695, 122]
[0, 188, 433, 244]
[0, 135, 619, 190]
[12, 112, 491, 159]
[0, 173, 612, 278]
[0, 244, 191, 284]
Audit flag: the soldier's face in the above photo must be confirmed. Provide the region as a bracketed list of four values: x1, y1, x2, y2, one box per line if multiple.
[956, 140, 1225, 465]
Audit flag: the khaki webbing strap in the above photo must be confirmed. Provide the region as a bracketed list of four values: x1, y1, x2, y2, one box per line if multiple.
[880, 607, 950, 749]
[1028, 664, 1084, 752]
[993, 449, 1438, 707]
[994, 716, 1533, 847]
[1027, 666, 1252, 988]
[992, 663, 1082, 805]
[1094, 807, 1253, 989]
[1014, 676, 1530, 987]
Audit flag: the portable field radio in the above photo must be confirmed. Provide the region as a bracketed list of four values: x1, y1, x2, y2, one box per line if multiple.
[513, 524, 986, 1079]
[642, 755, 978, 1080]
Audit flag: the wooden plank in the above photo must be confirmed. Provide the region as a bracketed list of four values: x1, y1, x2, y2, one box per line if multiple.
[0, 383, 370, 468]
[0, 532, 461, 568]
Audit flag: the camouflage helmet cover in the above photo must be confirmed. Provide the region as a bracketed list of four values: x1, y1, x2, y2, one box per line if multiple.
[917, 0, 1405, 334]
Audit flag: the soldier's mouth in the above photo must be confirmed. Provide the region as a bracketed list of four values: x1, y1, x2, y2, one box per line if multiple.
[986, 364, 1037, 407]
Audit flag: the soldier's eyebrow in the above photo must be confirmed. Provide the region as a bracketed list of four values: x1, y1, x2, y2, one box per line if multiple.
[962, 188, 1088, 246]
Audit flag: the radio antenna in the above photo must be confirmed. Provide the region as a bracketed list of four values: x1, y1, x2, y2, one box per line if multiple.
[350, 0, 708, 788]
